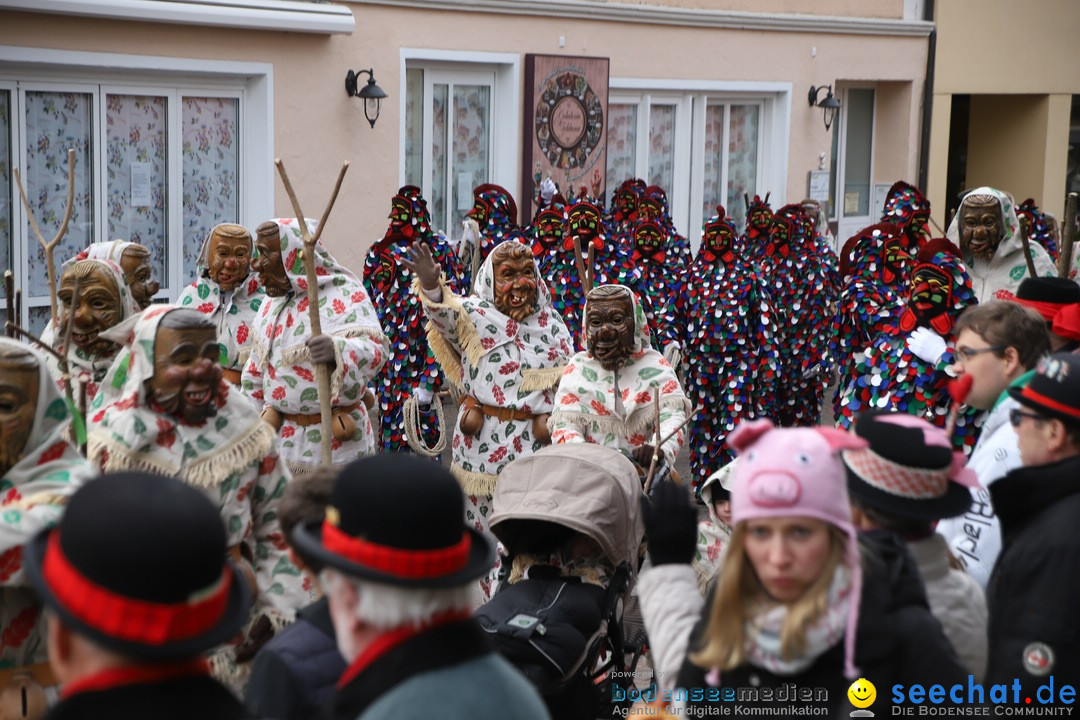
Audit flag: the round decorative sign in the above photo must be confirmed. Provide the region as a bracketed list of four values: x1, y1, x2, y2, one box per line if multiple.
[535, 71, 604, 171]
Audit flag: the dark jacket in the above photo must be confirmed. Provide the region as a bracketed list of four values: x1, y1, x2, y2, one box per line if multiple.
[987, 455, 1080, 696]
[331, 618, 550, 720]
[244, 596, 346, 720]
[44, 673, 247, 720]
[676, 531, 968, 718]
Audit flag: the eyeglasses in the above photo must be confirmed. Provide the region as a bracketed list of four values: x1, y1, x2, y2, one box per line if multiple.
[1009, 408, 1045, 427]
[954, 345, 1006, 363]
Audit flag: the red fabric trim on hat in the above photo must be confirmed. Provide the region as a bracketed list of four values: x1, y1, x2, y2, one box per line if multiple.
[1019, 386, 1080, 420]
[995, 289, 1063, 322]
[42, 534, 232, 645]
[60, 659, 209, 700]
[1052, 303, 1080, 341]
[321, 521, 471, 579]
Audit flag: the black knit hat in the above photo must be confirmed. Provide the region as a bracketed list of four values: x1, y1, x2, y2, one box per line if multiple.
[292, 454, 495, 588]
[25, 472, 250, 660]
[842, 410, 980, 520]
[1009, 352, 1080, 426]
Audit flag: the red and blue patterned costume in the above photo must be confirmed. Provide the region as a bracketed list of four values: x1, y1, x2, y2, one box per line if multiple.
[362, 186, 465, 451]
[835, 238, 982, 453]
[880, 180, 932, 250]
[741, 193, 773, 262]
[674, 208, 779, 484]
[1016, 197, 1060, 261]
[637, 186, 692, 272]
[461, 184, 527, 289]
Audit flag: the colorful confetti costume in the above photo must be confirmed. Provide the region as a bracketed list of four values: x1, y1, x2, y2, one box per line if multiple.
[527, 199, 567, 279]
[547, 199, 649, 350]
[176, 225, 266, 379]
[638, 187, 692, 271]
[880, 180, 932, 249]
[44, 258, 141, 405]
[418, 245, 573, 598]
[606, 178, 647, 251]
[945, 186, 1056, 302]
[631, 216, 684, 351]
[550, 287, 691, 461]
[242, 219, 389, 474]
[462, 184, 527, 289]
[1015, 197, 1059, 261]
[87, 306, 306, 688]
[675, 209, 778, 484]
[831, 223, 912, 419]
[0, 338, 95, 672]
[740, 194, 773, 262]
[363, 188, 463, 452]
[834, 239, 981, 451]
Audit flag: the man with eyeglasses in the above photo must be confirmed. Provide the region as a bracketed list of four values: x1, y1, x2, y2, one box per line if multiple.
[984, 353, 1080, 693]
[936, 301, 1050, 588]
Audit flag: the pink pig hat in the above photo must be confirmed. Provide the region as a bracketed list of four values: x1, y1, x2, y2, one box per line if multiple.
[728, 419, 869, 680]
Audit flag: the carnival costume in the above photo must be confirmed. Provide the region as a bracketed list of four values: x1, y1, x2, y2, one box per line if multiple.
[177, 225, 266, 385]
[1015, 197, 1059, 261]
[835, 239, 982, 452]
[88, 305, 306, 689]
[945, 186, 1056, 302]
[242, 219, 389, 473]
[44, 258, 141, 405]
[675, 208, 778, 485]
[362, 187, 463, 452]
[637, 186, 692, 271]
[630, 216, 684, 351]
[461, 184, 527, 288]
[0, 338, 95, 675]
[417, 243, 573, 597]
[741, 193, 773, 262]
[550, 287, 691, 460]
[880, 181, 932, 248]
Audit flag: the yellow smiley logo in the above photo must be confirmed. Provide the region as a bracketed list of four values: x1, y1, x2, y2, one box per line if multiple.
[847, 678, 876, 709]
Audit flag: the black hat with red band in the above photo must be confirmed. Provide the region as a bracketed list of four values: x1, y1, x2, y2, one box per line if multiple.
[292, 454, 495, 588]
[1009, 352, 1080, 427]
[24, 472, 250, 660]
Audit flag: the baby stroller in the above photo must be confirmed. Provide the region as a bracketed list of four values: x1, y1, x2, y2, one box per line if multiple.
[475, 443, 647, 720]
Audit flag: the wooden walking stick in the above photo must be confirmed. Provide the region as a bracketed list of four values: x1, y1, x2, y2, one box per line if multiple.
[1017, 212, 1039, 279]
[13, 149, 76, 325]
[643, 387, 662, 492]
[273, 158, 350, 466]
[571, 235, 594, 293]
[1059, 193, 1077, 279]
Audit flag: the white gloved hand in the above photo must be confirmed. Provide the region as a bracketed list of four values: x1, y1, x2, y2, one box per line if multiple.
[540, 177, 557, 204]
[414, 386, 434, 408]
[906, 326, 948, 365]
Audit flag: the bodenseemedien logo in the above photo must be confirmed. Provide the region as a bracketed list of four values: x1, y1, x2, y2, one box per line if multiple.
[849, 678, 877, 717]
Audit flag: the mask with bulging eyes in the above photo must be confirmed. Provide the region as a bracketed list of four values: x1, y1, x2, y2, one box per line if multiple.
[492, 246, 539, 322]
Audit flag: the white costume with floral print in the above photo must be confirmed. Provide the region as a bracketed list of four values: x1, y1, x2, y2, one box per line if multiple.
[241, 219, 389, 473]
[0, 339, 95, 672]
[945, 186, 1056, 302]
[418, 245, 572, 493]
[550, 287, 691, 460]
[43, 258, 141, 405]
[177, 225, 265, 374]
[86, 306, 304, 689]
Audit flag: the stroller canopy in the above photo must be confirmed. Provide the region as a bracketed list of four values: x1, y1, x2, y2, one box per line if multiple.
[489, 444, 645, 573]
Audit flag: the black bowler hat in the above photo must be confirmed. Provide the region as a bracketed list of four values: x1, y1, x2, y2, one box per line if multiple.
[842, 410, 980, 521]
[25, 472, 250, 660]
[292, 454, 495, 588]
[1009, 352, 1080, 426]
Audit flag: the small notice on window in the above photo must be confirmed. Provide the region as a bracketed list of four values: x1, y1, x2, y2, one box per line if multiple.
[457, 173, 474, 211]
[130, 162, 151, 207]
[844, 191, 861, 215]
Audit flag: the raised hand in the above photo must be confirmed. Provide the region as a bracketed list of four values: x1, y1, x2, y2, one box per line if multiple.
[400, 242, 441, 291]
[640, 481, 698, 566]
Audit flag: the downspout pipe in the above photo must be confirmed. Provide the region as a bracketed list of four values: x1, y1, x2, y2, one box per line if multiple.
[917, 0, 936, 192]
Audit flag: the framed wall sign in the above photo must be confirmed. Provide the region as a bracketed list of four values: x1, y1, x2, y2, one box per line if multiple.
[521, 54, 609, 223]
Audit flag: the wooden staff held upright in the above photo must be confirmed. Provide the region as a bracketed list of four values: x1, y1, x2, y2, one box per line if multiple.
[13, 149, 75, 326]
[273, 158, 350, 466]
[1059, 193, 1077, 280]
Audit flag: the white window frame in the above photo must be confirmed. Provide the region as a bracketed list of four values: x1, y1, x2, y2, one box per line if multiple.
[0, 45, 272, 329]
[399, 49, 520, 224]
[609, 78, 790, 249]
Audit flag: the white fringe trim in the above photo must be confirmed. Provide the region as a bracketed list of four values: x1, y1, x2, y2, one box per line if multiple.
[450, 463, 499, 497]
[520, 366, 566, 392]
[548, 395, 691, 438]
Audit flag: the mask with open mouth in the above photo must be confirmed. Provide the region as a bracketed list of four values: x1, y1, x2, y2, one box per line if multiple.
[58, 260, 126, 359]
[0, 353, 38, 478]
[959, 194, 1003, 261]
[147, 319, 223, 425]
[585, 287, 636, 371]
[118, 244, 160, 310]
[206, 224, 252, 293]
[492, 243, 539, 321]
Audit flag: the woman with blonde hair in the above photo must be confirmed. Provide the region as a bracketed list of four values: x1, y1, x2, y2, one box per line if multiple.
[638, 420, 967, 715]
